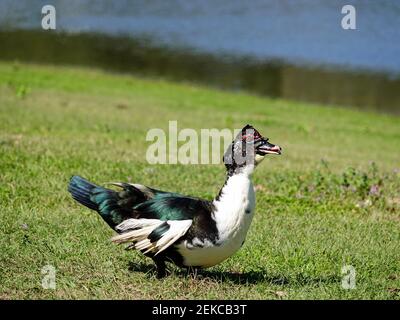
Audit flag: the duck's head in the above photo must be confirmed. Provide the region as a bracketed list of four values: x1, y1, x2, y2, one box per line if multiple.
[223, 124, 281, 174]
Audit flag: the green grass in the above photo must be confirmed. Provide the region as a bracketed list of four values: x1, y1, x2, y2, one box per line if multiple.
[0, 61, 399, 300]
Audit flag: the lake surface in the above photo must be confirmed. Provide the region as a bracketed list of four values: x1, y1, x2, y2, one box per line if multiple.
[1, 0, 400, 113]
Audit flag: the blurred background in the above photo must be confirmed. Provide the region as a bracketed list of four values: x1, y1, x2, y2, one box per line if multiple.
[1, 0, 400, 114]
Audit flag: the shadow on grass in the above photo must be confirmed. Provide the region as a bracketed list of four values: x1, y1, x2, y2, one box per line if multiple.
[127, 261, 339, 286]
[128, 261, 156, 274]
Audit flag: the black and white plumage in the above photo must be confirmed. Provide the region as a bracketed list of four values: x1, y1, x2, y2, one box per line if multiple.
[68, 124, 281, 277]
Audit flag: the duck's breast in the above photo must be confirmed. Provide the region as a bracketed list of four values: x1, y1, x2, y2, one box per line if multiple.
[176, 174, 256, 268]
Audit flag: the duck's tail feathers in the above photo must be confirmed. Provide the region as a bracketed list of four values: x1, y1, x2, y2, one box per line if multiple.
[112, 218, 192, 256]
[68, 175, 133, 229]
[68, 175, 99, 211]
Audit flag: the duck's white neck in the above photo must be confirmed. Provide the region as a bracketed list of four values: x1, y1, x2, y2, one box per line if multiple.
[212, 165, 256, 242]
[215, 164, 255, 199]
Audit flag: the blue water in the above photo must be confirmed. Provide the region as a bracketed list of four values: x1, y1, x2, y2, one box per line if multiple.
[1, 0, 400, 75]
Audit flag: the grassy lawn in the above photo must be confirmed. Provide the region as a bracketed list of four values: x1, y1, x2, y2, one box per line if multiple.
[0, 61, 399, 299]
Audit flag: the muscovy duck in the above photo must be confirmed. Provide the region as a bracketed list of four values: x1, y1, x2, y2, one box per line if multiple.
[68, 124, 281, 277]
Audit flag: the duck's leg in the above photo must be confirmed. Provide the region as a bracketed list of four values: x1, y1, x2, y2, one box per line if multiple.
[153, 258, 167, 279]
[186, 266, 201, 278]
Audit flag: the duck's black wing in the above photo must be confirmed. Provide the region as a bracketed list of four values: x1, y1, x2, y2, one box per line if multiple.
[112, 190, 218, 255]
[68, 175, 217, 255]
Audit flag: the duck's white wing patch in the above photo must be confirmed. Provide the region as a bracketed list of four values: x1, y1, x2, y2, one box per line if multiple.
[152, 220, 192, 255]
[112, 219, 192, 255]
[114, 218, 162, 232]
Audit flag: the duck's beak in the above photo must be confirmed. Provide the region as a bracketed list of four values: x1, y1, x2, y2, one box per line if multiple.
[256, 139, 282, 155]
